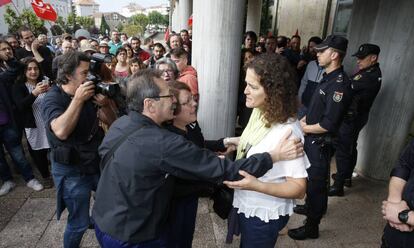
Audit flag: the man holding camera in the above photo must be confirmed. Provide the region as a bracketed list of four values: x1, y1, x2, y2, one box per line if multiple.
[42, 51, 113, 248]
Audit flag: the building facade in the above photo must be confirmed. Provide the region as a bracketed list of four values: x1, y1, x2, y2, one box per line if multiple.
[74, 0, 99, 17]
[93, 12, 128, 32]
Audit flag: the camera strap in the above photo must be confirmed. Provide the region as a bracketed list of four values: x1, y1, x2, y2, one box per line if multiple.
[100, 125, 146, 171]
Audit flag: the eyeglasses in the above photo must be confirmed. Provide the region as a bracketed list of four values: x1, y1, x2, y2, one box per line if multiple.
[161, 69, 174, 74]
[147, 94, 175, 100]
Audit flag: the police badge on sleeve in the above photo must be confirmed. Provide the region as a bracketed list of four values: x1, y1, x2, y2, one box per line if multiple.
[333, 91, 343, 102]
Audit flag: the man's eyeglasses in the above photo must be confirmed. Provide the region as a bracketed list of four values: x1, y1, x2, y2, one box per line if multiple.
[147, 94, 175, 100]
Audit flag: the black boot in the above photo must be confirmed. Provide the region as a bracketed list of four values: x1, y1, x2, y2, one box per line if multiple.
[288, 220, 319, 240]
[331, 173, 352, 187]
[293, 204, 308, 215]
[328, 184, 345, 197]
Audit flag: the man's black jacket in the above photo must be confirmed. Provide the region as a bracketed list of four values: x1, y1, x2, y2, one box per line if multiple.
[92, 111, 273, 244]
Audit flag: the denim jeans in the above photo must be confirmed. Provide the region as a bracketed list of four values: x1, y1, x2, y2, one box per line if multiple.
[238, 213, 289, 248]
[0, 124, 34, 182]
[95, 224, 168, 248]
[51, 161, 99, 248]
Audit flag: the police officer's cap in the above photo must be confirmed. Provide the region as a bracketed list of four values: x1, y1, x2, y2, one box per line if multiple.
[315, 35, 348, 53]
[352, 43, 380, 58]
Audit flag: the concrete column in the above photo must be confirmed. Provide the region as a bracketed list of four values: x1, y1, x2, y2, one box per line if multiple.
[192, 0, 246, 139]
[178, 0, 192, 31]
[246, 0, 262, 34]
[171, 1, 180, 32]
[345, 0, 414, 180]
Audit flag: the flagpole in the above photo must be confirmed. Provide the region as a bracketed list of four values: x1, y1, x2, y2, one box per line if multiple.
[10, 0, 21, 16]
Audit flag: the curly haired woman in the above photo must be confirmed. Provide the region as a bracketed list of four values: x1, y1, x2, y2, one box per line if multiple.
[224, 53, 310, 247]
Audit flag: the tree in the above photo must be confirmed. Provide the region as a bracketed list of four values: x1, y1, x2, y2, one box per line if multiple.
[56, 16, 71, 33]
[260, 0, 272, 35]
[100, 14, 110, 35]
[130, 13, 149, 29]
[77, 16, 95, 31]
[50, 24, 64, 36]
[122, 24, 144, 37]
[148, 11, 164, 26]
[67, 12, 81, 34]
[4, 6, 47, 35]
[162, 14, 169, 26]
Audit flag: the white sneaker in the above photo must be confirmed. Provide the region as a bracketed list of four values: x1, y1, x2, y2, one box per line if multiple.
[27, 179, 44, 191]
[0, 181, 16, 196]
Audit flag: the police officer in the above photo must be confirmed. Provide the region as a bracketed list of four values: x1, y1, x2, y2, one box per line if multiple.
[329, 44, 382, 196]
[288, 35, 352, 240]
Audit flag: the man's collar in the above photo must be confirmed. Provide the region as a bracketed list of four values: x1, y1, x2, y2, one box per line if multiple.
[129, 111, 160, 127]
[358, 62, 379, 74]
[323, 66, 344, 82]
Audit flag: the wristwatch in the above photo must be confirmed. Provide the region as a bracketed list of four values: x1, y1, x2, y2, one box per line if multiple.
[398, 209, 411, 224]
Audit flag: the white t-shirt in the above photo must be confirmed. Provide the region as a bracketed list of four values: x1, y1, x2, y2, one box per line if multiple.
[233, 120, 310, 222]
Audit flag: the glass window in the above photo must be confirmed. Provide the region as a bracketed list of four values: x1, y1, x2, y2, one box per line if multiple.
[332, 0, 353, 36]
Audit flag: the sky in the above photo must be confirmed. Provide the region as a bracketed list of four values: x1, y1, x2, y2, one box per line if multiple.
[95, 0, 169, 13]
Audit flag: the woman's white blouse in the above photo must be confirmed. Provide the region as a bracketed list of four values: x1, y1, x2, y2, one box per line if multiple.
[233, 120, 310, 223]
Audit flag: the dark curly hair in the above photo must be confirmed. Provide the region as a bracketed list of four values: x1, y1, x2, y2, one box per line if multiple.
[245, 53, 298, 127]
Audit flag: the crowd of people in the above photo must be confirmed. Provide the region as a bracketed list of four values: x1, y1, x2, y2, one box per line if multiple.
[0, 24, 412, 248]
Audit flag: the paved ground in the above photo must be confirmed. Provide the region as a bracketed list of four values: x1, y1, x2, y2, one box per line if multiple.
[0, 165, 388, 248]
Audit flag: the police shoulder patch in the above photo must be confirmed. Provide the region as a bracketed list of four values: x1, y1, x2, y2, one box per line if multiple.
[353, 74, 362, 81]
[333, 91, 343, 102]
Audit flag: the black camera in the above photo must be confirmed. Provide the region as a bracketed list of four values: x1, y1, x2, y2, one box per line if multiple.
[88, 53, 120, 98]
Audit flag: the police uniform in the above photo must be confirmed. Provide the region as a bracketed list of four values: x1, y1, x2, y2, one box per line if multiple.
[330, 44, 382, 196]
[288, 35, 352, 240]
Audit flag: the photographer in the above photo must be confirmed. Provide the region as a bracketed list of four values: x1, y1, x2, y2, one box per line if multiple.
[42, 51, 113, 248]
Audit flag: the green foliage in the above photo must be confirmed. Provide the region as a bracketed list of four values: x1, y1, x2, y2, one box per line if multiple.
[117, 22, 124, 32]
[4, 6, 47, 35]
[50, 24, 64, 36]
[4, 6, 23, 34]
[162, 14, 169, 26]
[67, 12, 81, 33]
[76, 16, 95, 30]
[122, 24, 143, 37]
[100, 14, 111, 35]
[148, 11, 164, 25]
[130, 13, 149, 29]
[260, 0, 273, 35]
[56, 16, 70, 33]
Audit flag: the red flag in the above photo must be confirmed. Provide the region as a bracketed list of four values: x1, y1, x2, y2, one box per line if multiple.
[294, 29, 299, 36]
[188, 15, 193, 27]
[164, 27, 170, 43]
[31, 0, 57, 22]
[0, 0, 12, 7]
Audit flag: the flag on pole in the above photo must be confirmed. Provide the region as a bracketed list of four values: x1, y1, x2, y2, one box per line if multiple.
[0, 0, 12, 7]
[188, 15, 193, 27]
[31, 0, 57, 22]
[294, 29, 299, 36]
[164, 27, 170, 43]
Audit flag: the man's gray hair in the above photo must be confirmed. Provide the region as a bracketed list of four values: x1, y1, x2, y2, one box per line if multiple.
[127, 69, 163, 113]
[155, 57, 179, 78]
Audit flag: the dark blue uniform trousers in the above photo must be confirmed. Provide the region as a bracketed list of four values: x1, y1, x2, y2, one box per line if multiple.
[335, 119, 365, 183]
[304, 136, 334, 222]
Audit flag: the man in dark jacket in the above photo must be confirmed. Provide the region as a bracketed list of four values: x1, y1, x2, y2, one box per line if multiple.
[381, 139, 414, 247]
[15, 27, 53, 79]
[92, 69, 304, 247]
